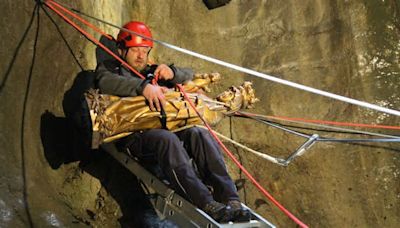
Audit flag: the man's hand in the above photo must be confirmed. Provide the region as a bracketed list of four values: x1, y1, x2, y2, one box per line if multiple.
[154, 64, 174, 80]
[142, 84, 167, 112]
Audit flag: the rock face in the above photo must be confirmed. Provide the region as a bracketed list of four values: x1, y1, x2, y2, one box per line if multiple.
[1, 0, 399, 227]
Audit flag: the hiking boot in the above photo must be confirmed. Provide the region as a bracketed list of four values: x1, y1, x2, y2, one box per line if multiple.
[202, 200, 232, 223]
[227, 200, 251, 222]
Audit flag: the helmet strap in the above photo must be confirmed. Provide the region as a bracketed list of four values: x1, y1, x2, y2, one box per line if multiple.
[122, 49, 129, 60]
[118, 47, 129, 61]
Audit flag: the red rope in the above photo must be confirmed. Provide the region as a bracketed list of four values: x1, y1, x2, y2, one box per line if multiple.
[44, 0, 400, 132]
[47, 0, 114, 41]
[177, 85, 309, 228]
[44, 3, 308, 226]
[241, 112, 400, 130]
[44, 0, 146, 80]
[273, 116, 400, 130]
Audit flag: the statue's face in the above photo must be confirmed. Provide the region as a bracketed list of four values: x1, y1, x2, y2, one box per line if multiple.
[217, 90, 235, 103]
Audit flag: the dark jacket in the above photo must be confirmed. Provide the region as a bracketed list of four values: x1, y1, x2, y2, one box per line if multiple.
[95, 59, 194, 97]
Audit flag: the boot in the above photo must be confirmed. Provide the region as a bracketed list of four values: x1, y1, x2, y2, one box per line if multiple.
[227, 200, 251, 222]
[202, 200, 232, 223]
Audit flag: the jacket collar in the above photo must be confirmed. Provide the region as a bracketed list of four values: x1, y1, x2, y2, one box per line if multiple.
[120, 63, 151, 78]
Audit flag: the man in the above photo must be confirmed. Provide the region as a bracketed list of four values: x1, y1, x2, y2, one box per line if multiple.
[95, 21, 250, 223]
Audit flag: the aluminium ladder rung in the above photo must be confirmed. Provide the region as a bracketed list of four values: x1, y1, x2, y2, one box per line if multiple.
[102, 142, 275, 228]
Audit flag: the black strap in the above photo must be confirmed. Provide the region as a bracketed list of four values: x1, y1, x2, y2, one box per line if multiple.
[147, 73, 167, 129]
[160, 106, 168, 130]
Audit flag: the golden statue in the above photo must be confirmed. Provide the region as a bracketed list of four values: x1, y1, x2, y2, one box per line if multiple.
[85, 73, 258, 148]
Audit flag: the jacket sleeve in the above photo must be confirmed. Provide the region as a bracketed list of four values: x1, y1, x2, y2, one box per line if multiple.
[169, 65, 194, 84]
[95, 61, 148, 97]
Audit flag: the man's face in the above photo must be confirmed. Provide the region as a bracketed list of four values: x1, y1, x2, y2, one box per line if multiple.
[120, 46, 151, 71]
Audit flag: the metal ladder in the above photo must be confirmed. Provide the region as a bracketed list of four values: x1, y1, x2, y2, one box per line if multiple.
[102, 143, 275, 228]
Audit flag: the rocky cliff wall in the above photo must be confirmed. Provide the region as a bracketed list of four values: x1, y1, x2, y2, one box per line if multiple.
[1, 0, 399, 227]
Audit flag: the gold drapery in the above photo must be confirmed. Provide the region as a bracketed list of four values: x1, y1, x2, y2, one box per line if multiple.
[86, 73, 258, 148]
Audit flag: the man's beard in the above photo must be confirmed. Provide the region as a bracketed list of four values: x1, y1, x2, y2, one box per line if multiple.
[132, 61, 147, 72]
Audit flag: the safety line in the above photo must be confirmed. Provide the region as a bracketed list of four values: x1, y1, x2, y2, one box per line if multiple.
[49, 0, 400, 117]
[251, 116, 311, 139]
[172, 124, 282, 164]
[44, 0, 146, 80]
[47, 0, 113, 40]
[265, 115, 400, 130]
[237, 110, 400, 131]
[236, 112, 400, 142]
[176, 85, 309, 228]
[236, 111, 400, 139]
[20, 4, 41, 227]
[255, 118, 400, 143]
[40, 5, 84, 71]
[318, 138, 400, 143]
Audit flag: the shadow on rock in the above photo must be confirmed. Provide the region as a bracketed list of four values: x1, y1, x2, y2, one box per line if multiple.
[40, 111, 85, 169]
[80, 151, 175, 227]
[40, 70, 176, 227]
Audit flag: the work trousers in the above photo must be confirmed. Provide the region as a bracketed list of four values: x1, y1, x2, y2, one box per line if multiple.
[119, 127, 239, 208]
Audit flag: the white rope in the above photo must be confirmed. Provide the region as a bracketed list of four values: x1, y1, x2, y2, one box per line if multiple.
[156, 41, 400, 116]
[68, 5, 400, 117]
[172, 125, 282, 165]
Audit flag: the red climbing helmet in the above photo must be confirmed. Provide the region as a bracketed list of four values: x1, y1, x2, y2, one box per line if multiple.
[117, 21, 153, 48]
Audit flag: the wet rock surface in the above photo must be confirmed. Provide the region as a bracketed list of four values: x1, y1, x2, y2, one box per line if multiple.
[1, 0, 399, 227]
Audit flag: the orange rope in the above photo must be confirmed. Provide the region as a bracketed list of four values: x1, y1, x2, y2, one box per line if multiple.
[44, 0, 145, 80]
[241, 112, 400, 130]
[47, 0, 114, 41]
[177, 86, 309, 228]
